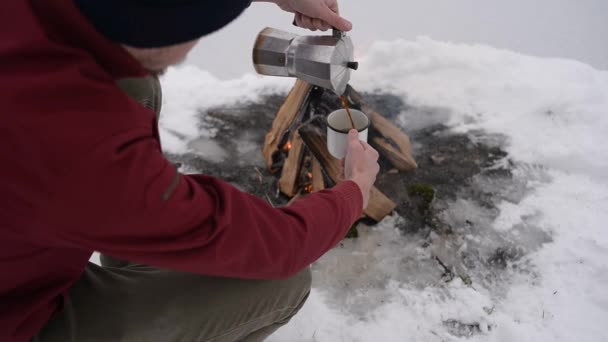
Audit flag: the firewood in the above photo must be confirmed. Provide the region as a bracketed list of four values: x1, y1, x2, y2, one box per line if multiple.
[372, 137, 417, 171]
[365, 187, 397, 222]
[346, 86, 417, 171]
[298, 123, 340, 177]
[278, 131, 304, 197]
[299, 121, 396, 222]
[287, 192, 304, 206]
[262, 80, 312, 169]
[311, 157, 325, 192]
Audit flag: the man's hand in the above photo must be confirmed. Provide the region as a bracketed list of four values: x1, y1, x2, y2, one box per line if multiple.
[343, 130, 380, 210]
[257, 0, 352, 32]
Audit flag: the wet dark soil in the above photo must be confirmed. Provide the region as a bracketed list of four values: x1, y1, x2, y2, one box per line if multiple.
[166, 91, 511, 236]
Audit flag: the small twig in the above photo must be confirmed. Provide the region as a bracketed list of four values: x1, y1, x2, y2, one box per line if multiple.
[264, 193, 275, 207]
[253, 166, 264, 184]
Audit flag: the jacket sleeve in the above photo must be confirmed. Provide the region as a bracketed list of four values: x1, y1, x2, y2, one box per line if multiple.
[38, 127, 363, 279]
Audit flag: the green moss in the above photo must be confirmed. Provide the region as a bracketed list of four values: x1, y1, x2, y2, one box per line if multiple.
[459, 274, 473, 286]
[345, 224, 359, 239]
[407, 183, 436, 214]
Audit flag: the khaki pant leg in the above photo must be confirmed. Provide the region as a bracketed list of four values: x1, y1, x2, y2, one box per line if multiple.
[34, 263, 311, 342]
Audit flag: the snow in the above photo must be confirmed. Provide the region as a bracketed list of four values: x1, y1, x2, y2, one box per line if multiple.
[160, 37, 608, 341]
[159, 67, 292, 154]
[352, 38, 608, 180]
[186, 0, 608, 77]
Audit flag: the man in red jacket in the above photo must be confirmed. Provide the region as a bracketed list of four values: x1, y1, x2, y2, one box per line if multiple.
[0, 0, 379, 341]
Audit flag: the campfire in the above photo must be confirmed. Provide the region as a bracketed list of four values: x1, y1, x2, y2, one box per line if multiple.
[263, 80, 418, 222]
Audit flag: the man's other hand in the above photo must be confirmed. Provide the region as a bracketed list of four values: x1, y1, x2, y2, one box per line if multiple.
[343, 130, 379, 210]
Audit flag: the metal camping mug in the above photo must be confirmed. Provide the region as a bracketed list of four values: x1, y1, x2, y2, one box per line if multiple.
[326, 109, 370, 159]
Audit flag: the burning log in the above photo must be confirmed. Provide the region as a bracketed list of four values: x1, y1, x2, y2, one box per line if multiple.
[298, 153, 314, 194]
[298, 120, 396, 221]
[263, 80, 312, 171]
[278, 131, 304, 197]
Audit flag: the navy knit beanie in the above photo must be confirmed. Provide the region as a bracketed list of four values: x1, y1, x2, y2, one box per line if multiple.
[75, 0, 252, 48]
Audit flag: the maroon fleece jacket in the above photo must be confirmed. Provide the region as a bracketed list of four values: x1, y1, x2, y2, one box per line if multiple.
[0, 1, 363, 341]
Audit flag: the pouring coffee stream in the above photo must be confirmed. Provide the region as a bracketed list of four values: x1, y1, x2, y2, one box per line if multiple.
[340, 96, 356, 130]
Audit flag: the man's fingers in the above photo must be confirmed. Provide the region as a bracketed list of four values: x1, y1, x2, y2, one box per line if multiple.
[301, 15, 316, 30]
[368, 145, 380, 159]
[348, 129, 359, 144]
[294, 12, 303, 27]
[360, 142, 379, 160]
[349, 131, 380, 159]
[359, 140, 376, 153]
[313, 18, 328, 31]
[295, 13, 316, 31]
[347, 129, 367, 152]
[319, 5, 352, 31]
[319, 20, 331, 31]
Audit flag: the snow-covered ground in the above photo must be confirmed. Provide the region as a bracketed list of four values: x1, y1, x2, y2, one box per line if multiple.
[160, 38, 608, 341]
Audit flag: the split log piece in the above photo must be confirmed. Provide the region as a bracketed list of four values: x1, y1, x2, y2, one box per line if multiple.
[311, 157, 325, 192]
[262, 80, 312, 169]
[372, 137, 416, 171]
[278, 131, 305, 197]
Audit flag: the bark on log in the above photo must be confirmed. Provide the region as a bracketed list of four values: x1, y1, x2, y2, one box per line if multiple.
[372, 137, 416, 171]
[311, 157, 325, 192]
[263, 80, 312, 170]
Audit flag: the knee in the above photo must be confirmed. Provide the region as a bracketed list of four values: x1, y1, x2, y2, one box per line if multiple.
[281, 267, 312, 318]
[291, 267, 312, 299]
